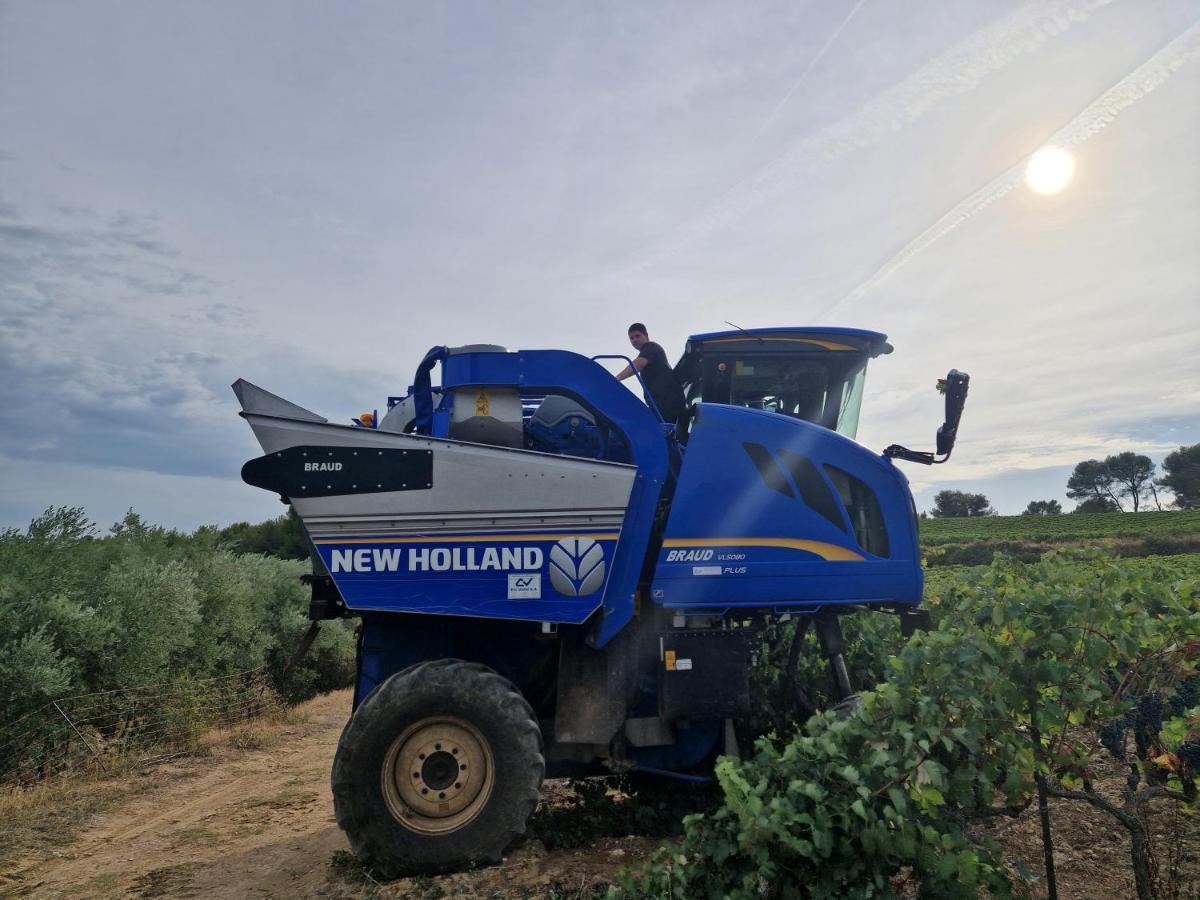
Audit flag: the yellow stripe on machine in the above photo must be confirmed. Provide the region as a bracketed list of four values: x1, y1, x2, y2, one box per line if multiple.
[703, 336, 856, 351]
[662, 537, 864, 562]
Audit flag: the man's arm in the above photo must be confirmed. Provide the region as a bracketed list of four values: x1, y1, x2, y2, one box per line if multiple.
[616, 356, 648, 381]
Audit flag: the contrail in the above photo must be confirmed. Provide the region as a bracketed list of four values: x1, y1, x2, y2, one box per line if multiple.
[630, 0, 1119, 272]
[753, 0, 869, 142]
[821, 18, 1200, 318]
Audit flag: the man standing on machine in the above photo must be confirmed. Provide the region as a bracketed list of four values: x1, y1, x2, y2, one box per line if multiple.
[616, 323, 687, 429]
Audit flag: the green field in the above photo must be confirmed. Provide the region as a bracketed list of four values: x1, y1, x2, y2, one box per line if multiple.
[922, 551, 1200, 598]
[919, 508, 1200, 546]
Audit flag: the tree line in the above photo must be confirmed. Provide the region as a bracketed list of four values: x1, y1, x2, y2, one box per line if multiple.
[928, 442, 1198, 517]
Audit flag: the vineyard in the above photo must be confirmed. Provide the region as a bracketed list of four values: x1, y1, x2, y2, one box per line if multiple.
[920, 509, 1200, 546]
[614, 549, 1200, 899]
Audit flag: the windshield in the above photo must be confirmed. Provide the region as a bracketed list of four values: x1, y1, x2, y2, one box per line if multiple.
[687, 354, 869, 438]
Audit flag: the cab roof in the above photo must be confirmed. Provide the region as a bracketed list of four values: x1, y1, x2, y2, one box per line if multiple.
[685, 327, 892, 358]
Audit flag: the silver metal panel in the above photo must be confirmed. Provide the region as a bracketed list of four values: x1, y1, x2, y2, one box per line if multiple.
[242, 413, 637, 531]
[232, 379, 327, 423]
[303, 511, 626, 539]
[378, 395, 416, 433]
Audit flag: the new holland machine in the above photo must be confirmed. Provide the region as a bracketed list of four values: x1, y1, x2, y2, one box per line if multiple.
[234, 327, 968, 873]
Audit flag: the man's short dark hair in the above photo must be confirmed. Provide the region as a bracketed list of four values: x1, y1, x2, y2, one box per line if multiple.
[628, 322, 648, 335]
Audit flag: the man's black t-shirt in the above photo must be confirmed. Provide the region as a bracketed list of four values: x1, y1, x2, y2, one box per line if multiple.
[636, 342, 686, 423]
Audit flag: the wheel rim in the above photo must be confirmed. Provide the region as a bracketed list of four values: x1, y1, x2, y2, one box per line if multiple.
[381, 716, 495, 835]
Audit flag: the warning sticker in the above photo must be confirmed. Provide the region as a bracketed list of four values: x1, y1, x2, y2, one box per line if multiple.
[507, 573, 541, 599]
[664, 650, 677, 671]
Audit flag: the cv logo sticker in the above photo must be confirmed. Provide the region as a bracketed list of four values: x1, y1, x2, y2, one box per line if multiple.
[548, 538, 606, 597]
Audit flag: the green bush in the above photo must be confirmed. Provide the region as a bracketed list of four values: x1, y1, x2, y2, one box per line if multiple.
[0, 507, 357, 728]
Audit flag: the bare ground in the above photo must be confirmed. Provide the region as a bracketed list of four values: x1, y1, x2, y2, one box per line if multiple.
[0, 690, 1195, 899]
[0, 690, 351, 899]
[0, 692, 657, 900]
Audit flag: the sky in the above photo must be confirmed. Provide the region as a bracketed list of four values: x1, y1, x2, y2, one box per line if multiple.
[1, 0, 1198, 531]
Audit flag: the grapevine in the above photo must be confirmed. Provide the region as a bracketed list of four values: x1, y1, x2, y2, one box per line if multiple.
[920, 508, 1200, 546]
[1098, 721, 1127, 761]
[617, 549, 1199, 900]
[1177, 740, 1200, 769]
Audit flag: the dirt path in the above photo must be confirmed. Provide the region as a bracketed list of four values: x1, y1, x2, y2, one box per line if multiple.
[3, 690, 354, 899]
[1, 691, 657, 900]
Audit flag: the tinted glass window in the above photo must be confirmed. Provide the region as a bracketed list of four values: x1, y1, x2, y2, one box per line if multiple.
[693, 354, 869, 438]
[823, 465, 890, 558]
[776, 449, 846, 532]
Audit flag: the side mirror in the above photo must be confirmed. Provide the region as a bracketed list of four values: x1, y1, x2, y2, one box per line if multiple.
[935, 370, 969, 457]
[883, 369, 970, 466]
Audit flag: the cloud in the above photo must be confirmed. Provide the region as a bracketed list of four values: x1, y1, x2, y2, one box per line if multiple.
[0, 198, 245, 476]
[751, 0, 869, 142]
[0, 199, 214, 299]
[826, 16, 1200, 315]
[0, 194, 390, 486]
[632, 0, 1120, 269]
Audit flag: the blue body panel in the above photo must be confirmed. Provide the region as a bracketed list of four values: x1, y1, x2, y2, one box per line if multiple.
[630, 720, 723, 771]
[316, 530, 620, 624]
[353, 613, 557, 711]
[400, 348, 671, 646]
[651, 403, 921, 609]
[354, 614, 452, 707]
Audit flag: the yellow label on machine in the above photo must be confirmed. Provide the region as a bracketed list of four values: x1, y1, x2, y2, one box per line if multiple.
[664, 650, 676, 671]
[475, 390, 490, 416]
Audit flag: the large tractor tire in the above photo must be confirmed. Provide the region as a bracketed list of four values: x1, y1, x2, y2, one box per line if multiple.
[332, 659, 544, 875]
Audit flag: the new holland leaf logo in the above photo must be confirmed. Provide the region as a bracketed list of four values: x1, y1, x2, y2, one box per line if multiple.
[548, 538, 606, 597]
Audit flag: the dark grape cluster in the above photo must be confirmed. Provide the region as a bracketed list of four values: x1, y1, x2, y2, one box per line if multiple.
[1177, 740, 1200, 768]
[1136, 694, 1164, 735]
[1098, 721, 1127, 760]
[1167, 676, 1199, 716]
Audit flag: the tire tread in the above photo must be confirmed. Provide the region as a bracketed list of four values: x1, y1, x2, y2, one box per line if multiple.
[331, 658, 544, 875]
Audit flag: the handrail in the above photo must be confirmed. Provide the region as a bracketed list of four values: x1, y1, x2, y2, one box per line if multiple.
[591, 354, 666, 424]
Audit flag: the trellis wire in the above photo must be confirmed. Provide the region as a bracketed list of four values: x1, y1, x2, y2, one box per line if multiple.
[0, 669, 276, 789]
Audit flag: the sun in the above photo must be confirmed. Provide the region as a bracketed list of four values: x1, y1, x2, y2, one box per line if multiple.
[1024, 146, 1076, 195]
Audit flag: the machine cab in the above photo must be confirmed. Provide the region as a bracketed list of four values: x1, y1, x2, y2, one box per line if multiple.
[675, 328, 893, 440]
